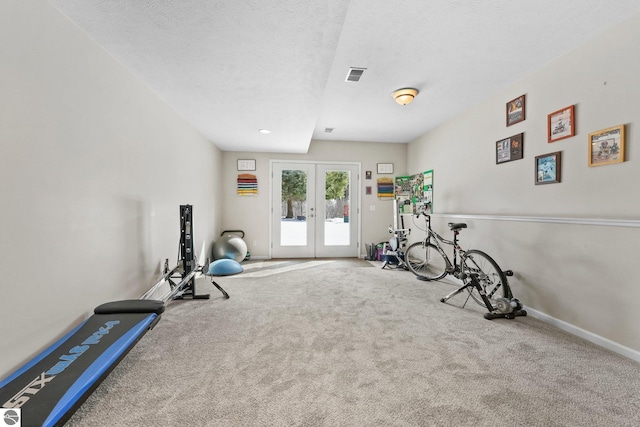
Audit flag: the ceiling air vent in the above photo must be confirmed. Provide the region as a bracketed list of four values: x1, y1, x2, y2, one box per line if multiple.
[345, 67, 366, 82]
[324, 127, 334, 133]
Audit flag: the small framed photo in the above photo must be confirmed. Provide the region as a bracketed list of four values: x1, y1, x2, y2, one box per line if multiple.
[365, 170, 372, 180]
[588, 125, 625, 167]
[506, 94, 525, 126]
[535, 151, 561, 185]
[377, 163, 394, 174]
[496, 133, 524, 164]
[237, 159, 256, 171]
[548, 105, 575, 143]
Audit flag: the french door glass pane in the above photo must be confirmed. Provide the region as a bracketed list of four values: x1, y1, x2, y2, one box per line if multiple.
[324, 170, 350, 246]
[280, 169, 307, 246]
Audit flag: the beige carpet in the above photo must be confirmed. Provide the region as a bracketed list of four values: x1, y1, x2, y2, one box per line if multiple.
[66, 259, 640, 426]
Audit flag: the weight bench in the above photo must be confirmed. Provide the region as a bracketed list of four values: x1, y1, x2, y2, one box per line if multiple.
[0, 205, 230, 426]
[0, 299, 164, 427]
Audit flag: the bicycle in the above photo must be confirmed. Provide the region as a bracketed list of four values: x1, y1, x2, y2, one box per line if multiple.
[404, 210, 527, 320]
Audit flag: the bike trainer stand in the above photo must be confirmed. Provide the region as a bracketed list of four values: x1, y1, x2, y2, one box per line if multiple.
[440, 270, 527, 320]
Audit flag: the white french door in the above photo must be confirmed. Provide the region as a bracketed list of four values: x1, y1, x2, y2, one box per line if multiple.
[271, 161, 359, 258]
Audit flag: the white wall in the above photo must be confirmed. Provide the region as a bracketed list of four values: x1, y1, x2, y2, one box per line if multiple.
[0, 0, 222, 378]
[221, 140, 407, 258]
[3, 1, 637, 382]
[407, 13, 640, 356]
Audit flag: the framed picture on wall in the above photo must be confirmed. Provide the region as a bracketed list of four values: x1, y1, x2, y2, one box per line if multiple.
[237, 159, 256, 171]
[377, 163, 394, 174]
[548, 105, 575, 143]
[506, 94, 525, 126]
[535, 151, 561, 185]
[588, 125, 624, 167]
[496, 133, 524, 164]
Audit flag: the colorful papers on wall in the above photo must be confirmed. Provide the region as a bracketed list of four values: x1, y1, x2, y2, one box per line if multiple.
[237, 173, 257, 196]
[377, 177, 394, 198]
[395, 176, 413, 213]
[423, 169, 434, 213]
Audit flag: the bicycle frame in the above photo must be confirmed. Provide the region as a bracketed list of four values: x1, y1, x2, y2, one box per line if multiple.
[422, 214, 464, 277]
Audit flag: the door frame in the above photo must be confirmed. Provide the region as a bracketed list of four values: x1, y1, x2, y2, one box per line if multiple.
[269, 159, 361, 259]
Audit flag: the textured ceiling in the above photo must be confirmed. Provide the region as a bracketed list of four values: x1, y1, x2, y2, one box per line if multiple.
[50, 0, 640, 153]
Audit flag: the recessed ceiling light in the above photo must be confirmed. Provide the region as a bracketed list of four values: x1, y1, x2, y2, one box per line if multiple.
[259, 129, 271, 134]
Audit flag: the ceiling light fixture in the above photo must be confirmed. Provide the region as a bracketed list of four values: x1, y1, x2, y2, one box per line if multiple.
[259, 129, 271, 134]
[392, 88, 419, 105]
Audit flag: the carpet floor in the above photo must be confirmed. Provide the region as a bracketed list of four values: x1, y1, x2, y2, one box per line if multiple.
[66, 259, 640, 426]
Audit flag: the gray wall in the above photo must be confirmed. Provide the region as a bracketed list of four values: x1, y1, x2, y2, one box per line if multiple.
[221, 140, 408, 258]
[407, 12, 640, 358]
[0, 0, 223, 378]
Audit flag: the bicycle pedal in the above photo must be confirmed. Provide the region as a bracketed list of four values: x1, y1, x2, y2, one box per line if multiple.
[504, 270, 514, 276]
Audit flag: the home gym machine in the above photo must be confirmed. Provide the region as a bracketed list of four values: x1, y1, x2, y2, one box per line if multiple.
[0, 204, 228, 427]
[154, 205, 229, 300]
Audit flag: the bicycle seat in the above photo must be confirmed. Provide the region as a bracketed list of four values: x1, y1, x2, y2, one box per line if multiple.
[448, 222, 467, 231]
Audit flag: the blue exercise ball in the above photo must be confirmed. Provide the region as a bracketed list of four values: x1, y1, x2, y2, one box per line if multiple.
[207, 258, 243, 276]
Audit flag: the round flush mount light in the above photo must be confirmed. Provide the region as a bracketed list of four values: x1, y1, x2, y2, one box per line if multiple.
[392, 88, 419, 105]
[259, 129, 271, 134]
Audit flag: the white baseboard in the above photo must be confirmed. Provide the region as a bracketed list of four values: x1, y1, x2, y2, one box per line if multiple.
[526, 308, 640, 363]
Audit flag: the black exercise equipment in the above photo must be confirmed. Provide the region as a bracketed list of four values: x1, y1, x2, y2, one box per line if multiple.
[382, 212, 410, 270]
[440, 269, 527, 320]
[175, 204, 209, 300]
[0, 204, 228, 426]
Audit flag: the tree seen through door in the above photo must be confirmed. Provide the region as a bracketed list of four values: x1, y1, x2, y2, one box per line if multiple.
[324, 171, 349, 221]
[281, 170, 307, 219]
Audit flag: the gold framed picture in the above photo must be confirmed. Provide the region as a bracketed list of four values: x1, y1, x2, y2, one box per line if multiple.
[588, 125, 624, 167]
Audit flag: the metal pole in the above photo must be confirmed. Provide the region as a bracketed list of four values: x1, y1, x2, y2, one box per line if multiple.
[157, 266, 202, 303]
[140, 263, 182, 300]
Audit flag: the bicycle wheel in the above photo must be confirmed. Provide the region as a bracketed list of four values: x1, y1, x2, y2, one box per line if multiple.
[462, 250, 508, 308]
[405, 242, 448, 280]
